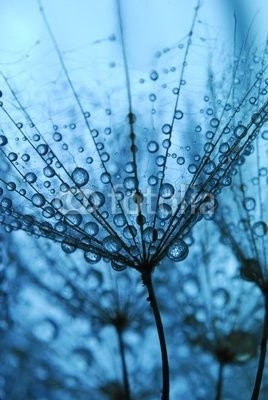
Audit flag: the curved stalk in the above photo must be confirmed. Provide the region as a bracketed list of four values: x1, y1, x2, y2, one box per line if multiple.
[116, 326, 131, 400]
[251, 292, 268, 400]
[215, 361, 224, 400]
[142, 271, 169, 400]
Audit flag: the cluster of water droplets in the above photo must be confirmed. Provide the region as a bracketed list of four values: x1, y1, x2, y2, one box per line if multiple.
[0, 6, 268, 275]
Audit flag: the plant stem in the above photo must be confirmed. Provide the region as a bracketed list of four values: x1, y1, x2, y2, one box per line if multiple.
[215, 361, 224, 400]
[251, 292, 268, 400]
[116, 326, 131, 400]
[142, 271, 169, 400]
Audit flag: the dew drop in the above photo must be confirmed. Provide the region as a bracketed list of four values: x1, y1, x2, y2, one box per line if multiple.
[113, 213, 127, 227]
[84, 222, 99, 236]
[168, 240, 189, 261]
[103, 236, 122, 252]
[147, 141, 159, 153]
[0, 135, 7, 146]
[162, 124, 172, 135]
[72, 167, 89, 188]
[61, 239, 77, 254]
[101, 172, 111, 184]
[123, 225, 137, 239]
[32, 193, 46, 207]
[65, 211, 82, 226]
[175, 110, 184, 120]
[88, 191, 105, 208]
[150, 70, 158, 81]
[53, 132, 62, 142]
[252, 221, 267, 237]
[234, 125, 247, 138]
[243, 197, 255, 211]
[84, 251, 101, 264]
[156, 203, 172, 220]
[111, 260, 127, 271]
[160, 183, 175, 199]
[25, 172, 37, 183]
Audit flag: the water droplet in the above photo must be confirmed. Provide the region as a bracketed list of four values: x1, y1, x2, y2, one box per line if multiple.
[53, 132, 62, 142]
[162, 124, 172, 134]
[72, 167, 89, 188]
[243, 197, 256, 211]
[103, 236, 122, 252]
[219, 142, 229, 153]
[84, 251, 101, 264]
[113, 213, 127, 227]
[252, 221, 267, 237]
[0, 135, 7, 146]
[160, 183, 175, 199]
[43, 166, 55, 178]
[84, 222, 99, 236]
[210, 117, 219, 128]
[65, 211, 82, 226]
[147, 141, 159, 153]
[123, 225, 137, 239]
[32, 193, 46, 207]
[61, 239, 77, 253]
[25, 172, 37, 183]
[156, 203, 172, 220]
[150, 70, 158, 81]
[144, 227, 158, 243]
[177, 157, 185, 165]
[234, 125, 247, 138]
[168, 240, 189, 261]
[101, 172, 111, 184]
[111, 260, 127, 271]
[261, 130, 268, 140]
[124, 177, 136, 190]
[148, 175, 158, 186]
[1, 198, 12, 208]
[156, 155, 165, 166]
[88, 191, 105, 208]
[188, 164, 198, 174]
[8, 152, 17, 161]
[175, 110, 183, 120]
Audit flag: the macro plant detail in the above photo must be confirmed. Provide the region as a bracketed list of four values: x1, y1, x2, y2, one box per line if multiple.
[0, 0, 268, 399]
[215, 119, 268, 399]
[173, 221, 263, 399]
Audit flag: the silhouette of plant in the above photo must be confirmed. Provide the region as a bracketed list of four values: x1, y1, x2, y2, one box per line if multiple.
[1, 1, 268, 398]
[2, 234, 162, 399]
[170, 221, 263, 399]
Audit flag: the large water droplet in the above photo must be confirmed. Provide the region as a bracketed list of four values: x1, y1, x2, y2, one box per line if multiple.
[65, 211, 82, 226]
[156, 203, 172, 220]
[72, 167, 89, 188]
[84, 221, 99, 236]
[88, 191, 105, 208]
[168, 240, 189, 261]
[160, 183, 175, 199]
[103, 236, 122, 252]
[84, 251, 101, 264]
[32, 193, 46, 207]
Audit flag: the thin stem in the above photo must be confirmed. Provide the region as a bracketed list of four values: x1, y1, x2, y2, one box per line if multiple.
[215, 361, 224, 400]
[142, 271, 169, 400]
[116, 327, 131, 400]
[251, 292, 268, 400]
